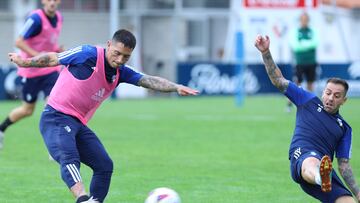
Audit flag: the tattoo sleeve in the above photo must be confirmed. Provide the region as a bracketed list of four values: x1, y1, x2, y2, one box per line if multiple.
[138, 75, 178, 92]
[338, 158, 360, 196]
[21, 52, 59, 67]
[261, 51, 289, 93]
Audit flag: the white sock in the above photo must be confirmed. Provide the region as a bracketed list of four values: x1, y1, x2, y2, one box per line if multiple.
[315, 171, 322, 185]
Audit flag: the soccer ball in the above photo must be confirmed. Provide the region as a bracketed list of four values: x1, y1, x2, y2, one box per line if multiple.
[145, 187, 181, 203]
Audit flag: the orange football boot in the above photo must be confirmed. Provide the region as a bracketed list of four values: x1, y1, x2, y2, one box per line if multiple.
[320, 155, 332, 192]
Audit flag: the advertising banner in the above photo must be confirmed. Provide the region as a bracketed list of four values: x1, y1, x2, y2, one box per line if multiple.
[177, 62, 360, 96]
[243, 0, 318, 8]
[177, 63, 243, 95]
[0, 65, 21, 100]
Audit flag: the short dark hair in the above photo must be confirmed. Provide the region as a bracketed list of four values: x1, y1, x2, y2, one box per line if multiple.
[326, 77, 349, 95]
[112, 29, 136, 49]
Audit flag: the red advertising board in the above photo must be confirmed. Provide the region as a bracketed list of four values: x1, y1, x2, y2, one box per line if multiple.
[244, 0, 318, 8]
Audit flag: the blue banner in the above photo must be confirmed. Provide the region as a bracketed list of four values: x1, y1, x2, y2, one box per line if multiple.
[177, 62, 360, 97]
[177, 63, 243, 95]
[245, 64, 292, 94]
[1, 63, 360, 100]
[0, 65, 22, 100]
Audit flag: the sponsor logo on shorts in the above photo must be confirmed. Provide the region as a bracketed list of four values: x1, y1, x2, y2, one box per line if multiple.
[26, 94, 32, 102]
[294, 147, 301, 159]
[64, 125, 71, 133]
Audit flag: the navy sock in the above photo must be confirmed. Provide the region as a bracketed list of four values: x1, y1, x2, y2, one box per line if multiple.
[0, 117, 13, 132]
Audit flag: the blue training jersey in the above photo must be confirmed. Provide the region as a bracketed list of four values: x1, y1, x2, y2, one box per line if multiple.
[19, 10, 59, 39]
[57, 45, 143, 86]
[285, 82, 352, 160]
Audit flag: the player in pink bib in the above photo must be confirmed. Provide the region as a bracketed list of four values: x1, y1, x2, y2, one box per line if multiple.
[0, 0, 63, 149]
[9, 29, 198, 203]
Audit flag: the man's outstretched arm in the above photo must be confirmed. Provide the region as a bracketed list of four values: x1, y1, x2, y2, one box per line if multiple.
[8, 52, 59, 67]
[254, 35, 289, 93]
[338, 158, 360, 201]
[138, 75, 198, 96]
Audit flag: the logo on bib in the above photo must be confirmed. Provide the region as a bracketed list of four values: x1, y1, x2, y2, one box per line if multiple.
[91, 88, 105, 101]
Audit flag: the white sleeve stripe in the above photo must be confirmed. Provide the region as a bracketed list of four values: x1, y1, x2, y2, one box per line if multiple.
[66, 164, 79, 183]
[58, 49, 82, 59]
[58, 46, 82, 57]
[349, 143, 352, 158]
[58, 47, 83, 60]
[70, 164, 82, 182]
[19, 18, 35, 37]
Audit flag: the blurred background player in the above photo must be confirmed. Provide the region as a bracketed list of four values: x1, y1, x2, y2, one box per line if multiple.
[287, 11, 319, 112]
[8, 29, 198, 203]
[255, 35, 360, 203]
[0, 0, 63, 149]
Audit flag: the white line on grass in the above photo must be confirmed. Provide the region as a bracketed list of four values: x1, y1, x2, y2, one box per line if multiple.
[185, 115, 275, 121]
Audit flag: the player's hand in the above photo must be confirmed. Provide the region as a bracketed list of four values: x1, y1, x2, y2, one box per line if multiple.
[8, 53, 22, 65]
[176, 85, 199, 96]
[254, 35, 270, 54]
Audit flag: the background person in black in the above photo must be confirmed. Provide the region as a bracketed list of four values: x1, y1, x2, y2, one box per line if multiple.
[287, 11, 319, 112]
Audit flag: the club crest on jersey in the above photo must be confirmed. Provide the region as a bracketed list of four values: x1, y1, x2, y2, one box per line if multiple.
[337, 118, 343, 127]
[112, 75, 116, 82]
[91, 88, 105, 101]
[317, 104, 323, 112]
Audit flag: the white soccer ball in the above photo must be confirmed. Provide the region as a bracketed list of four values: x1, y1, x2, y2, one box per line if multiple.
[145, 187, 181, 203]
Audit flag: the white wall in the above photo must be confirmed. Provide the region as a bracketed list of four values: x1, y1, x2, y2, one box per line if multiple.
[0, 12, 14, 64]
[241, 6, 360, 63]
[59, 12, 110, 49]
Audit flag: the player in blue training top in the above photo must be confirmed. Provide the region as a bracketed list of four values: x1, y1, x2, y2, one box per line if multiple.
[255, 35, 360, 202]
[9, 29, 198, 203]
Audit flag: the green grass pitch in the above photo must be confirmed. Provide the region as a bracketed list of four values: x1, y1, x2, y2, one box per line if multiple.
[0, 96, 359, 202]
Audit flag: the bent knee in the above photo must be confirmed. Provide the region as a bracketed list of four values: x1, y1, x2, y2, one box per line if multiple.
[103, 158, 114, 172]
[23, 109, 34, 117]
[21, 105, 35, 116]
[94, 157, 114, 173]
[301, 167, 311, 180]
[301, 157, 320, 184]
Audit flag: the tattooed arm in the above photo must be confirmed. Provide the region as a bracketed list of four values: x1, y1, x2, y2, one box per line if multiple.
[138, 75, 198, 96]
[338, 158, 360, 201]
[254, 35, 289, 93]
[139, 75, 178, 92]
[8, 52, 59, 67]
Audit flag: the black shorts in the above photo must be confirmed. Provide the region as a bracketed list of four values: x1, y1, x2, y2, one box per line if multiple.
[294, 64, 317, 83]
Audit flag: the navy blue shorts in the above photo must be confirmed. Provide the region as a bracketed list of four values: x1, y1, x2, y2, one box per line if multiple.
[39, 104, 112, 188]
[290, 148, 352, 202]
[21, 71, 59, 103]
